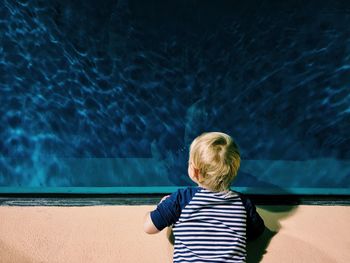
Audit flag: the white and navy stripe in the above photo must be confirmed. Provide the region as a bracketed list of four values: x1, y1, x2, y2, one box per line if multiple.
[173, 189, 246, 263]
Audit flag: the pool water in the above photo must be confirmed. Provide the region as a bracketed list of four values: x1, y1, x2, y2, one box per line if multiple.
[0, 0, 349, 194]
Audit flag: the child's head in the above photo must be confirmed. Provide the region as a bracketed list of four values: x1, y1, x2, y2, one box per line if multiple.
[188, 132, 241, 192]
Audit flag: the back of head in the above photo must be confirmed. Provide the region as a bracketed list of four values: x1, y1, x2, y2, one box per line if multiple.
[189, 132, 241, 192]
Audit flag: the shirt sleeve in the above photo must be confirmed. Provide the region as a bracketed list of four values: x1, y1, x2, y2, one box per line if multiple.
[150, 187, 199, 231]
[240, 195, 265, 241]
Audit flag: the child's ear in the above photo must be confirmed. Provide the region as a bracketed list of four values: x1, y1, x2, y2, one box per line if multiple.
[193, 168, 204, 183]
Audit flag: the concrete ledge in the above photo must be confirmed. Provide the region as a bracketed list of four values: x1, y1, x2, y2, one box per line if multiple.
[0, 205, 349, 263]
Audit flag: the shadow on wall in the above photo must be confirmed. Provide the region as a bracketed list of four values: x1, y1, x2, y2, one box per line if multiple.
[246, 205, 298, 263]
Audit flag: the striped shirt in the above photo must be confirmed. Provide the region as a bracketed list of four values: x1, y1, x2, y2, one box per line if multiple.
[150, 187, 264, 263]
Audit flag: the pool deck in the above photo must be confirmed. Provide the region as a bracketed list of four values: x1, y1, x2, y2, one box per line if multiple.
[0, 203, 349, 262]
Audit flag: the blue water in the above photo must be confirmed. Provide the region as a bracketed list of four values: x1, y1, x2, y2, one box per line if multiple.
[0, 0, 349, 194]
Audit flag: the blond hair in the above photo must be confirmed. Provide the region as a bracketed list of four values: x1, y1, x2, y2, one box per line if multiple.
[189, 132, 241, 192]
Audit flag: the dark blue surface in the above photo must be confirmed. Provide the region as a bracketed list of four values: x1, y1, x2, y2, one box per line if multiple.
[0, 0, 349, 193]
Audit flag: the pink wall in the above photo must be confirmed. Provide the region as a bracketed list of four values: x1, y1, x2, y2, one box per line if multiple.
[0, 205, 349, 263]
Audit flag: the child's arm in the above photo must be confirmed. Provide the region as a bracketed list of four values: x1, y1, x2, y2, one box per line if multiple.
[241, 195, 265, 241]
[143, 195, 171, 234]
[143, 212, 161, 234]
[143, 187, 198, 235]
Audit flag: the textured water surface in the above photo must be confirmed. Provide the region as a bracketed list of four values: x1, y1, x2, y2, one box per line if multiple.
[0, 0, 349, 193]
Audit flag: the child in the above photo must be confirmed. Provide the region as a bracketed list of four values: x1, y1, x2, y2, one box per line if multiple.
[144, 132, 265, 263]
